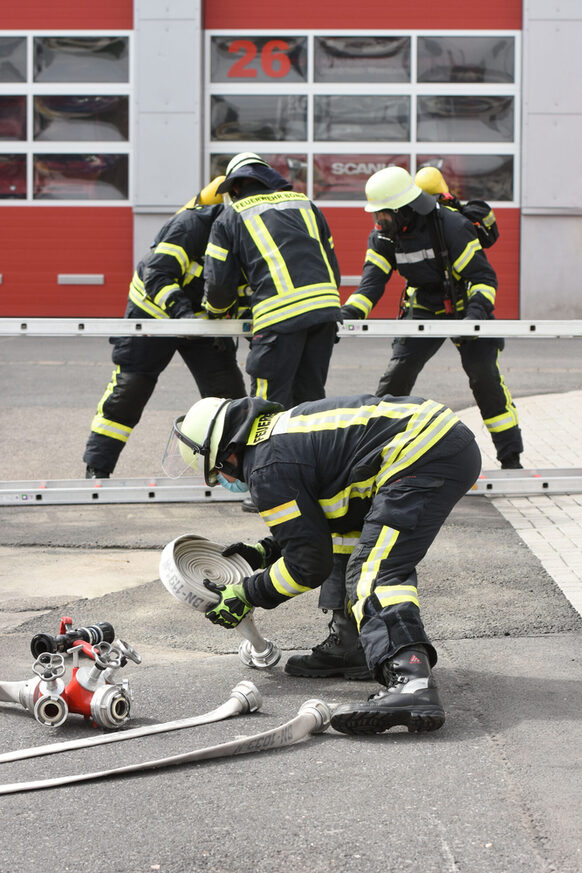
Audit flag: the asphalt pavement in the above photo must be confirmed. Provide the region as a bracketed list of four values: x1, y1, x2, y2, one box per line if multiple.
[0, 333, 581, 873]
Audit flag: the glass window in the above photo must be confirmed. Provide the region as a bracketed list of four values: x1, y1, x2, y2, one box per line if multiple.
[313, 154, 409, 201]
[0, 154, 26, 198]
[211, 152, 307, 193]
[34, 37, 129, 83]
[314, 36, 410, 83]
[0, 37, 27, 83]
[211, 95, 307, 141]
[0, 96, 26, 140]
[417, 96, 514, 142]
[418, 37, 514, 83]
[417, 155, 514, 201]
[34, 95, 129, 141]
[314, 95, 409, 142]
[211, 37, 307, 83]
[33, 153, 128, 200]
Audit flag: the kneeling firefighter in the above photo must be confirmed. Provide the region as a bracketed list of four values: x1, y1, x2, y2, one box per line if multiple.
[162, 393, 481, 735]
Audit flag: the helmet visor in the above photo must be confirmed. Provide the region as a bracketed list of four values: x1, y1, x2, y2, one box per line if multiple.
[162, 415, 205, 479]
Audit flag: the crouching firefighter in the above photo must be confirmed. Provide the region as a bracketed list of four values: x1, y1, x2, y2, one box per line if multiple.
[162, 393, 481, 735]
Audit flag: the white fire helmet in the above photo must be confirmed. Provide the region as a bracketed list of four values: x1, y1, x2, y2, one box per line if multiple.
[364, 166, 435, 214]
[162, 397, 230, 485]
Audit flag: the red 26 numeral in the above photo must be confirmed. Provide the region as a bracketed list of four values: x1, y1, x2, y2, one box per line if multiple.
[228, 39, 291, 79]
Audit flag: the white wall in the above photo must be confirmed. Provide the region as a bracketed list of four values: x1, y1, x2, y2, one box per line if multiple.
[521, 0, 582, 317]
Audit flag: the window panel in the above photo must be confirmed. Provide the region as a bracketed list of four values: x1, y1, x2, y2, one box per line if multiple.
[34, 37, 129, 83]
[314, 37, 410, 83]
[417, 96, 514, 142]
[33, 153, 128, 200]
[211, 152, 307, 194]
[211, 37, 307, 83]
[0, 96, 26, 140]
[313, 154, 409, 201]
[418, 37, 514, 83]
[211, 95, 307, 141]
[417, 155, 514, 201]
[0, 37, 27, 83]
[0, 154, 26, 199]
[314, 95, 409, 142]
[34, 96, 129, 141]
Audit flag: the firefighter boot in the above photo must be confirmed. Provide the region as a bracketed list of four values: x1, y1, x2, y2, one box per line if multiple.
[284, 610, 372, 680]
[330, 645, 445, 734]
[85, 466, 111, 479]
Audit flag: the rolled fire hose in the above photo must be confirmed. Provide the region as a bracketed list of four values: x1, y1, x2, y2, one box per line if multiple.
[0, 680, 262, 765]
[0, 699, 331, 795]
[159, 534, 281, 669]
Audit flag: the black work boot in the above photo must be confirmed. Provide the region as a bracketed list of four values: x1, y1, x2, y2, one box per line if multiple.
[501, 453, 523, 469]
[85, 466, 110, 479]
[284, 610, 372, 680]
[330, 645, 445, 734]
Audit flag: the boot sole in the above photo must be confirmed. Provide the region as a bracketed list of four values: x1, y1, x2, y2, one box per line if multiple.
[331, 706, 445, 735]
[284, 664, 373, 681]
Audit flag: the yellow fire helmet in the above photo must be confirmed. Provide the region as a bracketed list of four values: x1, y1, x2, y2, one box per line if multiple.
[415, 166, 449, 196]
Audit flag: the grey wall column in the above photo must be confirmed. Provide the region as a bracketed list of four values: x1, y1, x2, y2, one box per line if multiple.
[521, 0, 582, 318]
[133, 0, 204, 261]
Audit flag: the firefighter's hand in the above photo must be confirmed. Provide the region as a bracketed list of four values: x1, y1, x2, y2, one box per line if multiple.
[456, 314, 480, 343]
[222, 542, 266, 571]
[204, 579, 251, 628]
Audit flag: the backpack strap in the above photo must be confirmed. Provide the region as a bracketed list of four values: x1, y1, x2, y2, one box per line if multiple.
[426, 205, 466, 319]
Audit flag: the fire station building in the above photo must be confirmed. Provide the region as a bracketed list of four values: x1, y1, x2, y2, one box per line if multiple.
[1, 1, 580, 319]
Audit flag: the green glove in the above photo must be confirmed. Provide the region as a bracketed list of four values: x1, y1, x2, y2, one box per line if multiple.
[203, 579, 251, 628]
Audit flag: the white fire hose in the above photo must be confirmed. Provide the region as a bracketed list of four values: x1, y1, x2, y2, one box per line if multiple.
[159, 534, 281, 669]
[0, 698, 331, 795]
[0, 680, 262, 765]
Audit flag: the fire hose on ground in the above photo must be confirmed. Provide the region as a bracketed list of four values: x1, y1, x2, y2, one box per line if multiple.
[159, 534, 281, 669]
[0, 697, 331, 795]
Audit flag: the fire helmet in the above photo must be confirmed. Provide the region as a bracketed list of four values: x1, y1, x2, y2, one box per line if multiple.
[364, 166, 435, 215]
[196, 175, 227, 205]
[162, 397, 230, 485]
[415, 166, 450, 196]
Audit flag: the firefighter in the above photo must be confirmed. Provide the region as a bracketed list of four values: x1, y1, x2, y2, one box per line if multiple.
[162, 392, 482, 735]
[83, 177, 247, 479]
[341, 165, 524, 471]
[203, 152, 342, 410]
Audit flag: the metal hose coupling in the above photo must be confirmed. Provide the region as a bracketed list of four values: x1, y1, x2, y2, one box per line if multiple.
[0, 653, 69, 728]
[297, 699, 332, 733]
[159, 534, 281, 669]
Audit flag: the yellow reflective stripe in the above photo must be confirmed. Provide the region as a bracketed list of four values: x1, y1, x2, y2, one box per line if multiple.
[154, 241, 189, 274]
[203, 299, 229, 316]
[153, 282, 181, 308]
[352, 525, 400, 625]
[468, 283, 496, 306]
[375, 584, 419, 609]
[261, 499, 301, 527]
[269, 557, 311, 598]
[484, 410, 519, 433]
[377, 403, 458, 487]
[90, 415, 132, 443]
[233, 190, 310, 215]
[452, 238, 481, 274]
[244, 213, 295, 295]
[253, 289, 340, 332]
[483, 209, 496, 228]
[365, 248, 392, 275]
[299, 206, 337, 284]
[319, 477, 376, 520]
[128, 274, 169, 319]
[285, 403, 413, 435]
[343, 293, 373, 317]
[254, 378, 269, 400]
[206, 242, 228, 262]
[331, 532, 361, 554]
[185, 260, 203, 280]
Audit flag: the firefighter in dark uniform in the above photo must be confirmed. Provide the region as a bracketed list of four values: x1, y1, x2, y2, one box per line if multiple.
[163, 392, 482, 735]
[341, 165, 524, 471]
[83, 177, 247, 478]
[203, 152, 342, 409]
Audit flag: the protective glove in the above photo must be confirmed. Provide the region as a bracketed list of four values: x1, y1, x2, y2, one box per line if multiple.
[340, 305, 363, 321]
[222, 541, 267, 570]
[203, 579, 252, 628]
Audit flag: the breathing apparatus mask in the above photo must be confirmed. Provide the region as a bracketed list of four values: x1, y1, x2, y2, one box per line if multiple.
[375, 204, 415, 237]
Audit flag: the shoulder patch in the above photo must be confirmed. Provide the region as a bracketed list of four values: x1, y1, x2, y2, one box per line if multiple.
[246, 412, 282, 445]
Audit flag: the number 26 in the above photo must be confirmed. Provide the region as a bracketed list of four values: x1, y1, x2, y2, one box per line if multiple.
[228, 39, 291, 79]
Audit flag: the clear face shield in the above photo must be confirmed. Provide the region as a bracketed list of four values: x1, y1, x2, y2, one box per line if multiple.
[162, 415, 206, 479]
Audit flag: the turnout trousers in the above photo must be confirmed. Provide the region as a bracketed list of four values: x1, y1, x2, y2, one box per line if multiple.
[245, 321, 337, 409]
[376, 326, 523, 464]
[83, 333, 246, 474]
[344, 427, 482, 680]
